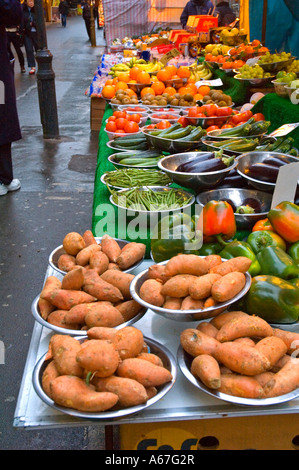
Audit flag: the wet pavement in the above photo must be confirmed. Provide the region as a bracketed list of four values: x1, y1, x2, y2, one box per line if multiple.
[0, 16, 118, 450]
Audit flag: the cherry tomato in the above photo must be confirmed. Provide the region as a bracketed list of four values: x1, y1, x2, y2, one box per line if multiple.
[206, 125, 219, 132]
[177, 116, 189, 127]
[252, 113, 265, 122]
[146, 124, 156, 129]
[215, 106, 233, 117]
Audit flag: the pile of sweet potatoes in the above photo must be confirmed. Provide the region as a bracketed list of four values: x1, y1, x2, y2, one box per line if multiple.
[139, 254, 250, 315]
[42, 326, 173, 412]
[57, 231, 146, 273]
[180, 310, 299, 399]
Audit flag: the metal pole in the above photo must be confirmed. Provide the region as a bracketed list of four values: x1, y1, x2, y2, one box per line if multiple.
[261, 0, 268, 45]
[35, 0, 59, 139]
[90, 0, 96, 47]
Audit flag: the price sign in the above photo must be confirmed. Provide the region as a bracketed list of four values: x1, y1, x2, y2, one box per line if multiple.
[271, 162, 299, 208]
[269, 122, 299, 137]
[160, 48, 181, 65]
[195, 78, 223, 87]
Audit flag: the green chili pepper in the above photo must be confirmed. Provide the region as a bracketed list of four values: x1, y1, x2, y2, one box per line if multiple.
[242, 275, 299, 324]
[247, 230, 287, 254]
[218, 240, 261, 276]
[288, 241, 299, 265]
[256, 246, 299, 280]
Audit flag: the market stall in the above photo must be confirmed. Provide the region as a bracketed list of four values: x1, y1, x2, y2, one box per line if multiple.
[14, 14, 299, 450]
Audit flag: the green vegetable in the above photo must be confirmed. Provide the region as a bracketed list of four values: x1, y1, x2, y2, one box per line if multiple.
[218, 240, 261, 276]
[256, 245, 299, 280]
[198, 242, 223, 255]
[242, 275, 299, 323]
[216, 117, 255, 137]
[103, 168, 171, 188]
[178, 126, 206, 141]
[247, 230, 287, 254]
[288, 241, 299, 264]
[163, 125, 194, 140]
[247, 120, 271, 135]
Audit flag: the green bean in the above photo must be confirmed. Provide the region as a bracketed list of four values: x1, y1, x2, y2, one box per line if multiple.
[103, 169, 171, 188]
[110, 187, 192, 211]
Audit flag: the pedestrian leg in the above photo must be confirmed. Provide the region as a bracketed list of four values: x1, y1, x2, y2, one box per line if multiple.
[9, 32, 25, 73]
[0, 143, 13, 186]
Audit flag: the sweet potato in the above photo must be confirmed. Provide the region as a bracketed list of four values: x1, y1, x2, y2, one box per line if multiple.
[215, 341, 271, 376]
[40, 276, 62, 303]
[76, 339, 120, 376]
[83, 269, 123, 303]
[191, 354, 221, 389]
[163, 297, 182, 310]
[148, 264, 170, 283]
[93, 375, 148, 407]
[101, 270, 134, 300]
[38, 297, 55, 320]
[205, 254, 222, 271]
[161, 274, 198, 298]
[210, 257, 252, 276]
[61, 266, 85, 291]
[50, 375, 119, 411]
[62, 232, 86, 256]
[47, 334, 83, 377]
[117, 358, 173, 387]
[47, 309, 81, 330]
[115, 299, 143, 321]
[164, 254, 209, 277]
[42, 360, 60, 397]
[89, 251, 109, 275]
[218, 373, 264, 398]
[63, 302, 95, 325]
[189, 273, 222, 300]
[139, 279, 164, 307]
[211, 272, 246, 303]
[263, 358, 299, 397]
[216, 315, 273, 343]
[145, 386, 158, 400]
[101, 234, 122, 263]
[136, 352, 164, 367]
[203, 297, 216, 309]
[84, 301, 125, 328]
[180, 328, 220, 357]
[112, 326, 144, 360]
[87, 326, 118, 341]
[273, 328, 299, 355]
[196, 321, 219, 338]
[108, 262, 120, 271]
[255, 336, 287, 367]
[75, 243, 101, 267]
[210, 310, 249, 330]
[253, 371, 275, 387]
[57, 254, 77, 272]
[181, 296, 204, 311]
[116, 242, 146, 270]
[272, 354, 291, 373]
[48, 289, 96, 310]
[234, 337, 256, 348]
[82, 230, 98, 246]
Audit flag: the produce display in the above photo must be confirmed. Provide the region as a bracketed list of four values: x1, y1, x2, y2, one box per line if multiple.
[109, 149, 164, 167]
[235, 64, 273, 79]
[102, 168, 171, 188]
[257, 51, 293, 65]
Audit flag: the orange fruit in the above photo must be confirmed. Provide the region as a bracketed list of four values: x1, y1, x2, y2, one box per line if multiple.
[115, 81, 128, 91]
[117, 72, 130, 83]
[177, 66, 191, 78]
[105, 79, 114, 86]
[178, 86, 194, 95]
[151, 80, 165, 95]
[126, 88, 137, 97]
[101, 85, 116, 99]
[164, 86, 176, 96]
[193, 93, 203, 102]
[197, 85, 210, 97]
[140, 87, 155, 98]
[185, 82, 197, 94]
[156, 69, 172, 82]
[136, 71, 151, 84]
[130, 66, 141, 80]
[112, 77, 119, 84]
[164, 65, 177, 77]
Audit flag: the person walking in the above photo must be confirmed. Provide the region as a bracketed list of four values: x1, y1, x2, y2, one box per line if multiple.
[215, 1, 236, 26]
[180, 0, 215, 29]
[22, 0, 38, 75]
[58, 0, 70, 28]
[81, 0, 92, 40]
[6, 24, 25, 73]
[0, 0, 23, 196]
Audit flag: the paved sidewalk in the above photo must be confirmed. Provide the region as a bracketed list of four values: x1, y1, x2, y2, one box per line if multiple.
[0, 16, 119, 450]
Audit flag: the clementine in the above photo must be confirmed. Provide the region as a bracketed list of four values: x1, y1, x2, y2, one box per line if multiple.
[136, 71, 151, 84]
[101, 85, 116, 99]
[156, 69, 172, 82]
[177, 66, 191, 78]
[151, 80, 165, 95]
[164, 86, 176, 96]
[130, 66, 141, 80]
[117, 72, 130, 83]
[193, 93, 204, 102]
[164, 65, 177, 77]
[140, 87, 155, 98]
[197, 85, 210, 97]
[115, 81, 129, 91]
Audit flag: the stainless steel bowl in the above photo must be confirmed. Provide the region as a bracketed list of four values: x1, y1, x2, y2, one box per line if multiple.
[207, 128, 267, 140]
[107, 153, 160, 169]
[142, 128, 203, 153]
[127, 82, 153, 95]
[257, 57, 295, 73]
[184, 115, 231, 129]
[196, 187, 273, 230]
[157, 152, 238, 193]
[177, 345, 299, 406]
[49, 237, 144, 275]
[31, 295, 147, 336]
[236, 151, 299, 192]
[130, 259, 251, 322]
[233, 72, 275, 86]
[100, 169, 172, 190]
[106, 139, 150, 152]
[32, 336, 177, 419]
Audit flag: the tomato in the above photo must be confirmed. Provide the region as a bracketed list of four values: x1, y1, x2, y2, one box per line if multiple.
[231, 110, 253, 125]
[128, 113, 141, 123]
[188, 106, 202, 118]
[215, 106, 233, 117]
[221, 123, 233, 129]
[205, 118, 215, 127]
[107, 115, 117, 122]
[106, 121, 117, 132]
[177, 116, 189, 127]
[124, 121, 140, 133]
[252, 113, 265, 122]
[113, 111, 128, 119]
[156, 120, 171, 129]
[146, 124, 156, 129]
[115, 118, 129, 130]
[202, 104, 217, 117]
[234, 121, 247, 127]
[206, 125, 219, 132]
[114, 129, 126, 134]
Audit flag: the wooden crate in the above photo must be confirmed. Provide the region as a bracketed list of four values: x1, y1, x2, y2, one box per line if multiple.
[90, 97, 106, 131]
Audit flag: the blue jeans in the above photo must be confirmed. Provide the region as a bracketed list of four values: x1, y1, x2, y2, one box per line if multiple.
[61, 14, 67, 27]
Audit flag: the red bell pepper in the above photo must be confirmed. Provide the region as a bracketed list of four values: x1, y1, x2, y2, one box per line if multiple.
[203, 200, 236, 243]
[251, 218, 273, 232]
[268, 201, 299, 243]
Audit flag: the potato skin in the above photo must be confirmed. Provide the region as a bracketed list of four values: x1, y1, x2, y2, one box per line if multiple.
[63, 232, 86, 256]
[93, 375, 148, 407]
[116, 358, 173, 387]
[76, 339, 120, 377]
[112, 326, 145, 360]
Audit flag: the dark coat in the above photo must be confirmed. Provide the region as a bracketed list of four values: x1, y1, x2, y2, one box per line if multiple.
[22, 3, 37, 35]
[0, 0, 22, 146]
[180, 0, 214, 28]
[215, 1, 236, 26]
[59, 0, 69, 16]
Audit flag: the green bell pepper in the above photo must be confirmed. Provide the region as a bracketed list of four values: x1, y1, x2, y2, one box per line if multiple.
[243, 275, 299, 324]
[288, 241, 299, 265]
[198, 242, 223, 256]
[256, 246, 299, 280]
[218, 240, 261, 276]
[247, 230, 287, 254]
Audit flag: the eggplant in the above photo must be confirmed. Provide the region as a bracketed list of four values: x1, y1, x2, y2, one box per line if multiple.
[185, 157, 231, 173]
[218, 174, 248, 189]
[245, 162, 279, 183]
[263, 156, 289, 167]
[242, 197, 262, 213]
[176, 152, 215, 172]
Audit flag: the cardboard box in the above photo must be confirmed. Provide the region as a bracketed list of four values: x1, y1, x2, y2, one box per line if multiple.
[187, 15, 218, 32]
[90, 97, 106, 131]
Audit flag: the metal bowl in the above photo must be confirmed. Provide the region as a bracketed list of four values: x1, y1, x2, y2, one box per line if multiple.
[49, 237, 145, 276]
[31, 295, 147, 336]
[130, 259, 251, 322]
[233, 72, 275, 86]
[207, 128, 267, 140]
[271, 80, 289, 97]
[32, 336, 177, 419]
[109, 186, 195, 217]
[201, 135, 259, 157]
[184, 114, 231, 129]
[157, 152, 238, 193]
[106, 139, 150, 152]
[142, 128, 203, 153]
[257, 57, 295, 73]
[196, 187, 273, 230]
[100, 169, 172, 190]
[104, 127, 142, 141]
[127, 82, 153, 95]
[236, 151, 299, 192]
[107, 153, 160, 170]
[118, 104, 151, 113]
[177, 345, 299, 406]
[163, 77, 188, 89]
